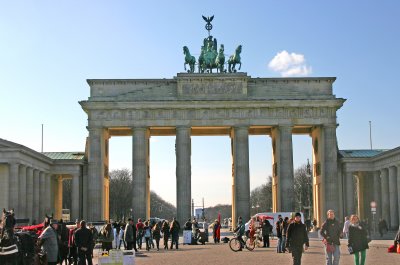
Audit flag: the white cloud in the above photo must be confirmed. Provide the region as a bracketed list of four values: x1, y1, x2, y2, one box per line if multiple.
[268, 50, 312, 77]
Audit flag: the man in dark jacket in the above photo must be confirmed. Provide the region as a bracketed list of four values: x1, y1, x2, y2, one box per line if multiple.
[124, 218, 135, 251]
[170, 217, 181, 249]
[184, 219, 192, 231]
[320, 210, 343, 265]
[261, 219, 272, 247]
[74, 220, 93, 265]
[286, 212, 309, 265]
[276, 215, 283, 253]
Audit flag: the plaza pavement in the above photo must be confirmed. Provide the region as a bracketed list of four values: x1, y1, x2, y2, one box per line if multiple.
[94, 236, 399, 265]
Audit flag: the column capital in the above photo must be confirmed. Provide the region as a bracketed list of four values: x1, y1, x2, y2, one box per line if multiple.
[373, 170, 381, 177]
[323, 123, 338, 128]
[380, 168, 388, 175]
[176, 126, 191, 131]
[87, 126, 106, 132]
[278, 123, 293, 128]
[131, 126, 147, 131]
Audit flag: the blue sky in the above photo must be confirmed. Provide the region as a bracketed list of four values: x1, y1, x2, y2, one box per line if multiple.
[1, 1, 399, 207]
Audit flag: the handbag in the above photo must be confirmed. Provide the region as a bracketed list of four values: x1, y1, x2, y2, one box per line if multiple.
[348, 245, 354, 254]
[326, 243, 335, 253]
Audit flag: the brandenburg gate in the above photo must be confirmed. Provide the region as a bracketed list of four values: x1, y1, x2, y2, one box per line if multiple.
[80, 73, 345, 226]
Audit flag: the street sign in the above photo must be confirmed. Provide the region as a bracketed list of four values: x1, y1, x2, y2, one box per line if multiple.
[371, 207, 376, 212]
[370, 201, 376, 208]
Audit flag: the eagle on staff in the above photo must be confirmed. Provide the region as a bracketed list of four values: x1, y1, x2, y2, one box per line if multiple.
[202, 15, 214, 34]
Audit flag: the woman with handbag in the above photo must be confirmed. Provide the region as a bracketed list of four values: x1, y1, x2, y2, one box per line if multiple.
[348, 215, 369, 265]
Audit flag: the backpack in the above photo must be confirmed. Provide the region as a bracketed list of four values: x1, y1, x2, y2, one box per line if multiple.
[144, 227, 151, 238]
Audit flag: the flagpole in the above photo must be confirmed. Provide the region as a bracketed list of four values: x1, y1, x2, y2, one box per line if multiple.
[41, 124, 43, 153]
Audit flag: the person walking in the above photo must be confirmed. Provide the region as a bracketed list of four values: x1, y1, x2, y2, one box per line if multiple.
[286, 212, 309, 265]
[143, 221, 152, 251]
[74, 220, 93, 265]
[68, 219, 81, 264]
[38, 219, 59, 265]
[343, 216, 350, 239]
[378, 219, 388, 238]
[118, 224, 126, 249]
[153, 221, 162, 251]
[88, 223, 98, 258]
[124, 218, 135, 251]
[184, 218, 192, 231]
[348, 215, 369, 265]
[262, 219, 272, 247]
[162, 220, 170, 250]
[57, 219, 69, 265]
[100, 223, 114, 252]
[170, 217, 181, 249]
[212, 219, 221, 243]
[320, 209, 343, 265]
[281, 217, 289, 253]
[136, 218, 144, 249]
[276, 215, 283, 253]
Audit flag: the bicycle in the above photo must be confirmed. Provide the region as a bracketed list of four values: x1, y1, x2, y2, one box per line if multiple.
[229, 233, 255, 252]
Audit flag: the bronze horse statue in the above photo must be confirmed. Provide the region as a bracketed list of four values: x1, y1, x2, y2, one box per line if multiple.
[228, 45, 242, 73]
[215, 44, 225, 73]
[183, 46, 196, 73]
[0, 209, 19, 265]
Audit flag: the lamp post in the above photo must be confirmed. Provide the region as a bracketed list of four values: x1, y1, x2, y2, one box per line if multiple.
[306, 159, 312, 220]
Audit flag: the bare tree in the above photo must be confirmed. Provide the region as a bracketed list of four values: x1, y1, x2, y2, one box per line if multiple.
[250, 176, 273, 215]
[109, 169, 177, 221]
[109, 168, 133, 221]
[294, 163, 313, 219]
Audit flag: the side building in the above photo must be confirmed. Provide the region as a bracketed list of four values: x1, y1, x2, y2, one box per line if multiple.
[0, 138, 87, 223]
[1, 142, 399, 228]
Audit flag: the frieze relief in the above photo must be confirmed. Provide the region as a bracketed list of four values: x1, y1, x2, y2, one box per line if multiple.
[91, 107, 336, 121]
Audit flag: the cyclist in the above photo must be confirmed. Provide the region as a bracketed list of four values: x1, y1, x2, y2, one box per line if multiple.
[234, 217, 246, 251]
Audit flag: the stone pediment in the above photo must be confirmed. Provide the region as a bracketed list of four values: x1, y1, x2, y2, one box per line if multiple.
[0, 138, 24, 149]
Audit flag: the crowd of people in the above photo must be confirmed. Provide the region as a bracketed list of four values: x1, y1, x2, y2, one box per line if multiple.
[3, 209, 400, 265]
[31, 216, 187, 264]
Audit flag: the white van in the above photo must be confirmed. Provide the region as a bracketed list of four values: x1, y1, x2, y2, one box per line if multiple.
[245, 212, 305, 236]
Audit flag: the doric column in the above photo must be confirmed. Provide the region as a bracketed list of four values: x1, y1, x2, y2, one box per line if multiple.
[176, 126, 191, 226]
[388, 166, 399, 229]
[355, 173, 365, 218]
[373, 171, 381, 221]
[380, 168, 390, 226]
[345, 171, 355, 216]
[39, 172, 45, 221]
[322, 124, 339, 213]
[87, 127, 106, 221]
[26, 167, 34, 223]
[8, 163, 19, 213]
[271, 125, 294, 212]
[231, 126, 250, 226]
[18, 165, 27, 218]
[397, 165, 400, 226]
[33, 170, 40, 223]
[132, 127, 150, 221]
[55, 175, 63, 220]
[82, 167, 88, 220]
[45, 173, 51, 216]
[71, 174, 80, 221]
